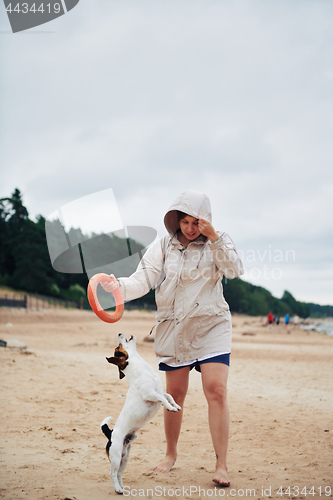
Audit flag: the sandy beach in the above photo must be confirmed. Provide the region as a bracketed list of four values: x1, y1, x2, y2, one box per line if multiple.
[0, 308, 332, 500]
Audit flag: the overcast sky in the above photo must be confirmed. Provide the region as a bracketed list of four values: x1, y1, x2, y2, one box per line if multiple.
[1, 0, 332, 306]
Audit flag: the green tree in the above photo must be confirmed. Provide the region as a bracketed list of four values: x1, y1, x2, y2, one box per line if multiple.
[10, 216, 56, 294]
[0, 188, 29, 280]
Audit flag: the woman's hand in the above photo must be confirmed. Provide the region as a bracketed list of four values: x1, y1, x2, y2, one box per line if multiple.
[198, 217, 219, 243]
[100, 274, 118, 293]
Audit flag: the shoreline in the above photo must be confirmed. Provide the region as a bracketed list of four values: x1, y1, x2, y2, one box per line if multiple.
[300, 318, 333, 337]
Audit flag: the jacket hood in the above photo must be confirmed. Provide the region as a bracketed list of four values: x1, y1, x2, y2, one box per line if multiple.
[164, 190, 212, 236]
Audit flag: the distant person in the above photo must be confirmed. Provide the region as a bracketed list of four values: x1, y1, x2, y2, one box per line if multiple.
[275, 316, 280, 325]
[285, 314, 290, 325]
[267, 312, 274, 325]
[293, 315, 299, 327]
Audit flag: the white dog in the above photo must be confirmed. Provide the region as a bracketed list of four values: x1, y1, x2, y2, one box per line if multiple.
[101, 333, 181, 494]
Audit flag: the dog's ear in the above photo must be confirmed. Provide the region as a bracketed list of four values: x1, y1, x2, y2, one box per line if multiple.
[106, 356, 122, 366]
[106, 356, 127, 379]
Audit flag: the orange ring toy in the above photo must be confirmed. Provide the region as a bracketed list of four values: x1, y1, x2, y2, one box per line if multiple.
[87, 273, 124, 323]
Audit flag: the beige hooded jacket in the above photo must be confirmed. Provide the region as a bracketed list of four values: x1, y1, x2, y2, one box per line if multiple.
[118, 190, 244, 365]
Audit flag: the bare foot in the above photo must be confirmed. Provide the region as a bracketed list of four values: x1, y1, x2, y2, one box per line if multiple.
[212, 467, 230, 487]
[153, 454, 176, 473]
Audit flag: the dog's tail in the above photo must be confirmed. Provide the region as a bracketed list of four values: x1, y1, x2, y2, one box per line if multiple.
[101, 416, 113, 460]
[101, 416, 112, 439]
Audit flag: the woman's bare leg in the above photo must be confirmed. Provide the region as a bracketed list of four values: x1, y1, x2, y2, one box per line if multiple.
[154, 366, 190, 473]
[200, 362, 230, 486]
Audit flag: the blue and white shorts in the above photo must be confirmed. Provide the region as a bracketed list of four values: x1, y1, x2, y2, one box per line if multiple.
[159, 353, 230, 372]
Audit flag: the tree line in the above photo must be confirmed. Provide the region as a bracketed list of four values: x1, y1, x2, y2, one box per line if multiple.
[0, 189, 332, 318]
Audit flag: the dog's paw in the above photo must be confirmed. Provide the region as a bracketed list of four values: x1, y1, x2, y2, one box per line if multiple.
[167, 404, 182, 412]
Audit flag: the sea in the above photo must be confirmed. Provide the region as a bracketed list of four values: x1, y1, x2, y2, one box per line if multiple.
[300, 320, 333, 337]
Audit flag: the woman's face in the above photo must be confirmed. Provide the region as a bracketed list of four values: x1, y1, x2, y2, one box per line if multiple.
[179, 215, 201, 241]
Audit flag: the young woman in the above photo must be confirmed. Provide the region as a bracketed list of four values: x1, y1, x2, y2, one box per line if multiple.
[102, 190, 243, 486]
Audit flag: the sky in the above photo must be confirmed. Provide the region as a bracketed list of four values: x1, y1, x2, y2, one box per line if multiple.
[1, 0, 333, 306]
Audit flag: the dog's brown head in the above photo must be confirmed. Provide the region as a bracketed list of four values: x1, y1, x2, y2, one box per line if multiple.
[106, 334, 134, 379]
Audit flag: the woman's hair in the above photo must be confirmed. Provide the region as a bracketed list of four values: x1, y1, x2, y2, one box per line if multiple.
[177, 210, 188, 221]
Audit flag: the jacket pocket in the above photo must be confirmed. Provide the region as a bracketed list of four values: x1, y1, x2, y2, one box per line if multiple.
[154, 320, 175, 358]
[188, 302, 229, 318]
